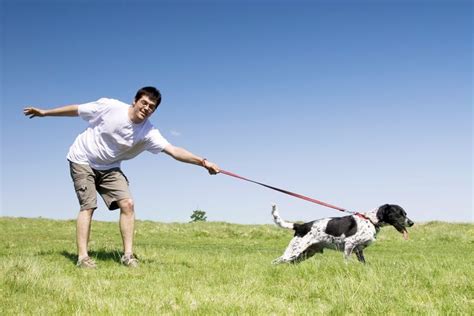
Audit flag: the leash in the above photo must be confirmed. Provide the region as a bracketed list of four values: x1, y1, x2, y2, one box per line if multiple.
[219, 169, 367, 219]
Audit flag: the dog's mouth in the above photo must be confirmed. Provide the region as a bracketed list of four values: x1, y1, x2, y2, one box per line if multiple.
[394, 225, 409, 240]
[401, 219, 414, 240]
[402, 228, 409, 240]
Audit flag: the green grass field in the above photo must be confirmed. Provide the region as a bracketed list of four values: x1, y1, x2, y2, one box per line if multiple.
[1, 217, 472, 315]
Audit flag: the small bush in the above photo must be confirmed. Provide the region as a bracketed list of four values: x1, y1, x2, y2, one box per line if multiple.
[190, 209, 207, 222]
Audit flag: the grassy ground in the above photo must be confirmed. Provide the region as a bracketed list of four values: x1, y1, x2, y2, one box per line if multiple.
[1, 217, 473, 315]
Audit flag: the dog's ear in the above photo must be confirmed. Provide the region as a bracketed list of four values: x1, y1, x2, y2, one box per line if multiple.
[376, 204, 391, 222]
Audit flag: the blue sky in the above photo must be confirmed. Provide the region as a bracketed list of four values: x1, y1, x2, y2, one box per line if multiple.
[1, 0, 472, 224]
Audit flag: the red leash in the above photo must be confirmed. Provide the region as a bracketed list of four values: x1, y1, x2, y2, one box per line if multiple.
[220, 169, 361, 217]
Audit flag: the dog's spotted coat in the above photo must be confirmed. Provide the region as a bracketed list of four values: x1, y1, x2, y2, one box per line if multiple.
[272, 204, 414, 264]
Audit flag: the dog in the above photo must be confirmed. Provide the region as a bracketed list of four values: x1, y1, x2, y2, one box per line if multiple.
[271, 204, 414, 264]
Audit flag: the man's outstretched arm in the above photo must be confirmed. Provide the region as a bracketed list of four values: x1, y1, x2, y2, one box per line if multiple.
[163, 144, 220, 175]
[23, 105, 79, 118]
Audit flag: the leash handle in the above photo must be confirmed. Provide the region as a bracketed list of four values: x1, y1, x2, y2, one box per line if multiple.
[219, 169, 349, 213]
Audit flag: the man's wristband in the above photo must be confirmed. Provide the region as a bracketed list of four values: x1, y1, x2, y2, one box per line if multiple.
[201, 158, 208, 168]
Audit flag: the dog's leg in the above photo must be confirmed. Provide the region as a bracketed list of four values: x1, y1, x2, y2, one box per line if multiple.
[273, 234, 315, 264]
[343, 242, 355, 261]
[301, 243, 324, 260]
[354, 248, 366, 264]
[273, 236, 304, 264]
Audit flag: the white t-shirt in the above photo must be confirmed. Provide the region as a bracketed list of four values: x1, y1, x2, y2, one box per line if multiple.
[67, 98, 170, 170]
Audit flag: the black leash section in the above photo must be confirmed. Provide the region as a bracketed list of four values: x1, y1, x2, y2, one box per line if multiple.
[219, 169, 360, 216]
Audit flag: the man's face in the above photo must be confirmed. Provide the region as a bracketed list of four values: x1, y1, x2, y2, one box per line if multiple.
[132, 95, 158, 123]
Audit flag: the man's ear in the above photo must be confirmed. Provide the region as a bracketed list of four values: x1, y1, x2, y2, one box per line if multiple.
[132, 98, 139, 107]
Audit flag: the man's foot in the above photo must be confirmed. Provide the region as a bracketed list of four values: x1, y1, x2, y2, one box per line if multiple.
[76, 256, 97, 269]
[121, 254, 138, 268]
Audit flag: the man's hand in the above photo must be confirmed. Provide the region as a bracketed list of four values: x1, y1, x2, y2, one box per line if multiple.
[202, 159, 220, 175]
[23, 105, 79, 118]
[23, 107, 46, 118]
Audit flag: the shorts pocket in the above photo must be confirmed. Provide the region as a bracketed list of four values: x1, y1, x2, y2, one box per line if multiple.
[73, 178, 96, 210]
[73, 179, 88, 199]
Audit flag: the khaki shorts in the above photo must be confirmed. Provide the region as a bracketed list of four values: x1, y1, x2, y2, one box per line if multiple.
[69, 161, 132, 211]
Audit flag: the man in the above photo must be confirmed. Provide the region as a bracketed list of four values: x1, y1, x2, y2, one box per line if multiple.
[23, 86, 220, 268]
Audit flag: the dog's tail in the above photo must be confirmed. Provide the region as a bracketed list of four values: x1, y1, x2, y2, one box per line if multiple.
[271, 204, 294, 230]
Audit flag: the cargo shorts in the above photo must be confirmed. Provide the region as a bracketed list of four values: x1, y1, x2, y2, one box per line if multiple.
[69, 161, 132, 211]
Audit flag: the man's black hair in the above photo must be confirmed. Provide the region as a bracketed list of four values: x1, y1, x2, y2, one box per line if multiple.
[135, 86, 161, 106]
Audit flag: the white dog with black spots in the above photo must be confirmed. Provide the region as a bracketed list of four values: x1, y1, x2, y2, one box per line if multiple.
[272, 203, 414, 264]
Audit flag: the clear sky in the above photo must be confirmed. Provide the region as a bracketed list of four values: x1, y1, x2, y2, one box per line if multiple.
[1, 0, 472, 224]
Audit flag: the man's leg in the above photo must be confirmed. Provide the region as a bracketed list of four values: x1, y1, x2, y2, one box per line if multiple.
[69, 161, 98, 268]
[76, 208, 95, 259]
[117, 198, 135, 256]
[98, 169, 137, 266]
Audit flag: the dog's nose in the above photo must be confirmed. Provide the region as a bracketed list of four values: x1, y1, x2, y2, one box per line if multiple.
[407, 219, 414, 227]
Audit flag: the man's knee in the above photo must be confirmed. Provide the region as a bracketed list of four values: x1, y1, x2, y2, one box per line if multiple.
[78, 208, 95, 218]
[118, 198, 134, 215]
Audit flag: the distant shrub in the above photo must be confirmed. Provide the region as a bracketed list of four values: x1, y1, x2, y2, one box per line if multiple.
[190, 209, 207, 222]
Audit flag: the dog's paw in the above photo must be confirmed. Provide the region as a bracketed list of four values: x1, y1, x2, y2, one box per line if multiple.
[271, 257, 283, 265]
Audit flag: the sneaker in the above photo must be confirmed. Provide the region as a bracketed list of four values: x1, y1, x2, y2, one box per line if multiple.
[121, 254, 139, 267]
[76, 256, 97, 269]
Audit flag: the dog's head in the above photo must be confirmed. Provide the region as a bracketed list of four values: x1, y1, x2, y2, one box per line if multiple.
[376, 204, 414, 239]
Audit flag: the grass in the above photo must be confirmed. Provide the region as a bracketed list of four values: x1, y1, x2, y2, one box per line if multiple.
[1, 217, 473, 315]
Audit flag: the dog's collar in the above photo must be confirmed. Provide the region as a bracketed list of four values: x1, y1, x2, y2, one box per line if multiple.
[355, 212, 370, 221]
[355, 212, 379, 229]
